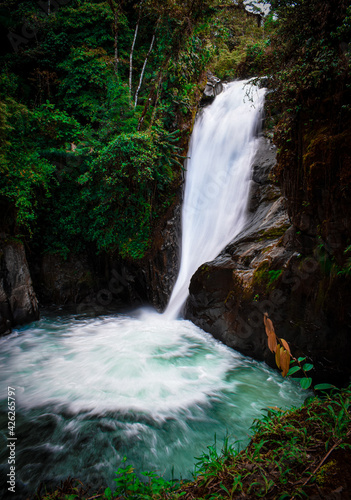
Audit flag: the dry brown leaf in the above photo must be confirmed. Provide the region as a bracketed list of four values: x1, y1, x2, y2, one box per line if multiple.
[275, 343, 281, 368]
[267, 406, 283, 412]
[264, 313, 275, 338]
[280, 338, 291, 354]
[268, 332, 277, 353]
[280, 348, 290, 377]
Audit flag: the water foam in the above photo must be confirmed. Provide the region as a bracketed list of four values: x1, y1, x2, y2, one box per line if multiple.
[0, 313, 240, 416]
[0, 312, 307, 493]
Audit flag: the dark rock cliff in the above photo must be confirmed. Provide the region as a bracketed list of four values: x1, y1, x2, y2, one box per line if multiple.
[131, 197, 181, 311]
[185, 136, 351, 385]
[29, 195, 181, 315]
[0, 238, 39, 335]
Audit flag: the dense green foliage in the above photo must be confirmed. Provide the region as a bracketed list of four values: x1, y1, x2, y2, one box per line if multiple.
[1, 1, 349, 263]
[80, 128, 180, 258]
[0, 0, 235, 259]
[0, 0, 267, 260]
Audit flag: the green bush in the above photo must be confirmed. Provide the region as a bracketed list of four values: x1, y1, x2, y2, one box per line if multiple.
[80, 128, 179, 259]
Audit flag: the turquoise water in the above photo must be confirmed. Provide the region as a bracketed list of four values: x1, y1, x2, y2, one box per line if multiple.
[0, 310, 307, 497]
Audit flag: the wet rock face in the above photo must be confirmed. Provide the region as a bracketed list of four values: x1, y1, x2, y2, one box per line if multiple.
[201, 71, 223, 106]
[185, 137, 351, 385]
[39, 253, 96, 305]
[132, 199, 181, 311]
[185, 137, 289, 357]
[0, 240, 39, 335]
[28, 197, 181, 315]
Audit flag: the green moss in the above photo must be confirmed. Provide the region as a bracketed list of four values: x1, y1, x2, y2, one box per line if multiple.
[252, 260, 271, 286]
[262, 245, 275, 254]
[257, 224, 290, 241]
[252, 261, 283, 292]
[224, 289, 236, 304]
[267, 269, 283, 287]
[3, 236, 23, 246]
[78, 271, 94, 286]
[316, 459, 337, 486]
[199, 264, 211, 280]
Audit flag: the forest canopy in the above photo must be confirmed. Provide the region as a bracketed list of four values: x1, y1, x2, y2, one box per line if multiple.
[0, 0, 350, 260]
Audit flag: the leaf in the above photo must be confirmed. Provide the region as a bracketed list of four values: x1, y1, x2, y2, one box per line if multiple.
[280, 349, 291, 377]
[268, 332, 277, 353]
[314, 383, 336, 391]
[275, 343, 281, 368]
[287, 365, 301, 376]
[220, 482, 230, 495]
[104, 487, 112, 500]
[280, 338, 291, 354]
[303, 363, 314, 372]
[298, 357, 306, 363]
[264, 313, 277, 353]
[264, 312, 275, 338]
[267, 406, 283, 412]
[300, 377, 313, 390]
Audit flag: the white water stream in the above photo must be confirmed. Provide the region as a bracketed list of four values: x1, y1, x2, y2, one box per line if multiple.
[165, 80, 265, 318]
[0, 81, 306, 498]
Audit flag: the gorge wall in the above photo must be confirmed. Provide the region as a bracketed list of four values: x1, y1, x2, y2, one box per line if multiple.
[185, 127, 351, 386]
[2, 75, 350, 390]
[0, 237, 39, 335]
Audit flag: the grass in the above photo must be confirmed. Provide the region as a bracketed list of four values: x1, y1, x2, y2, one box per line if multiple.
[36, 387, 351, 500]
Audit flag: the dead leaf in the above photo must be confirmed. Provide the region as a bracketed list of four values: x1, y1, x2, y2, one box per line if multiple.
[268, 332, 277, 353]
[280, 348, 290, 377]
[264, 313, 275, 338]
[275, 343, 281, 368]
[280, 338, 291, 354]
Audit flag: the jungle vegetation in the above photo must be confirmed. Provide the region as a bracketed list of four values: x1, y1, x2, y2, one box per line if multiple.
[1, 0, 349, 263]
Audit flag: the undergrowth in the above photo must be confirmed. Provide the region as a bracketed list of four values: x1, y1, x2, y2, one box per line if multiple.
[37, 387, 351, 500]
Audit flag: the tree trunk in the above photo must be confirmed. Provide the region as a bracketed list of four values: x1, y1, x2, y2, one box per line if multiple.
[137, 56, 170, 131]
[107, 0, 120, 74]
[149, 71, 164, 128]
[114, 11, 119, 73]
[134, 32, 155, 108]
[129, 1, 144, 93]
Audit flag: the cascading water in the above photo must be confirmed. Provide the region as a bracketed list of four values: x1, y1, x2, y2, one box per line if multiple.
[165, 79, 265, 318]
[0, 80, 306, 499]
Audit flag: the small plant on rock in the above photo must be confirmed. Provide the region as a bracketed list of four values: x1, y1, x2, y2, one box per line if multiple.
[263, 313, 335, 391]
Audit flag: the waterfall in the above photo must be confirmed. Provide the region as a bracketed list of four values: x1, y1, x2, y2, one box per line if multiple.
[164, 79, 265, 319]
[0, 80, 309, 499]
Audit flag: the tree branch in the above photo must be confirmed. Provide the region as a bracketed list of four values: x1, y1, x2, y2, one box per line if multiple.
[134, 27, 156, 108]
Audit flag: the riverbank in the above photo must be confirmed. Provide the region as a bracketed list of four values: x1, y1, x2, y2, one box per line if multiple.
[37, 386, 351, 500]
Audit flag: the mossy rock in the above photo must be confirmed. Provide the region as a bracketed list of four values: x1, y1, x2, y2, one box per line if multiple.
[252, 260, 283, 292]
[257, 223, 290, 241]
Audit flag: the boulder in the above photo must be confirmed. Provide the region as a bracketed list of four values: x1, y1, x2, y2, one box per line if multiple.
[201, 71, 223, 106]
[0, 239, 39, 335]
[185, 136, 351, 385]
